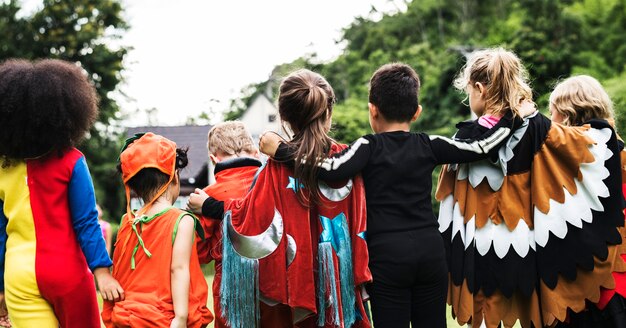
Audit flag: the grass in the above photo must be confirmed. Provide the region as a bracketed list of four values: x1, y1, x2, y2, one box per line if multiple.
[99, 263, 518, 328]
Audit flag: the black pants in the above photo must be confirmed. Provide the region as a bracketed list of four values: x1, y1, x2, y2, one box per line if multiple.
[366, 229, 448, 328]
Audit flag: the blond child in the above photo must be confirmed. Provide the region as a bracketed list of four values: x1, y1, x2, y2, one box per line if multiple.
[101, 133, 213, 328]
[549, 75, 626, 328]
[187, 122, 294, 328]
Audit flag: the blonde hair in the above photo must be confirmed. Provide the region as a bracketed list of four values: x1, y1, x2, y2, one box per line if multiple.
[454, 47, 533, 117]
[549, 75, 614, 126]
[207, 121, 257, 156]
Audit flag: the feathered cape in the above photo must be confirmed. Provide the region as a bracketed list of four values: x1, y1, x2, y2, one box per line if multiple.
[436, 113, 626, 328]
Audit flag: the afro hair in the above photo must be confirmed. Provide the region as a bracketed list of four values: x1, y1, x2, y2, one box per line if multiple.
[0, 59, 98, 165]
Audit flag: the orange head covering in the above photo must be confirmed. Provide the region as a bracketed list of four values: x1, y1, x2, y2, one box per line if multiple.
[119, 132, 177, 218]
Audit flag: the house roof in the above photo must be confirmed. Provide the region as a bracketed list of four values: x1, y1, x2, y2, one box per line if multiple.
[126, 125, 211, 187]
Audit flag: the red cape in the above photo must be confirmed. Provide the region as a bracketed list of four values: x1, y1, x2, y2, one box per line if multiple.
[222, 144, 372, 328]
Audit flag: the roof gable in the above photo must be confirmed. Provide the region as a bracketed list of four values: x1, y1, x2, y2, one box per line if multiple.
[126, 125, 211, 186]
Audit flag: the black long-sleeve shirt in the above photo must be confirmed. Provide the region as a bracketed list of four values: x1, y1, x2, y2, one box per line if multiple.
[272, 113, 521, 238]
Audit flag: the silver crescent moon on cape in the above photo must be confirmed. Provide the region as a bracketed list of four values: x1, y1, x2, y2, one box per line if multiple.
[286, 234, 296, 267]
[226, 208, 284, 260]
[318, 179, 353, 202]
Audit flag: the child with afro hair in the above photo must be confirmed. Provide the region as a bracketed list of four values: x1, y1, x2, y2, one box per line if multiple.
[0, 59, 123, 327]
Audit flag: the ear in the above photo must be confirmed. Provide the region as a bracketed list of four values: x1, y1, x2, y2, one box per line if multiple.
[368, 103, 379, 119]
[209, 153, 219, 164]
[411, 105, 422, 122]
[173, 172, 180, 184]
[475, 82, 486, 99]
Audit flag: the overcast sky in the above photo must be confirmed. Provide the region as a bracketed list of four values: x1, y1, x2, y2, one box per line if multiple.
[18, 0, 404, 126]
[114, 0, 405, 127]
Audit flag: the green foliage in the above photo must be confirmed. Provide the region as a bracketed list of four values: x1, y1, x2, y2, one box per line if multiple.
[227, 0, 626, 215]
[0, 0, 128, 219]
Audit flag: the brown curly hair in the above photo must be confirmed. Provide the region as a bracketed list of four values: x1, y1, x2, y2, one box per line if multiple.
[0, 59, 98, 166]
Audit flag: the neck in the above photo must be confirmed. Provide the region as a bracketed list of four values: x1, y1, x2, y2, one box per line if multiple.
[141, 197, 172, 217]
[376, 121, 411, 133]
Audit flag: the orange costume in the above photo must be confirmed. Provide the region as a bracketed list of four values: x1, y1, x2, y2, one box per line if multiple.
[101, 132, 213, 328]
[102, 207, 212, 327]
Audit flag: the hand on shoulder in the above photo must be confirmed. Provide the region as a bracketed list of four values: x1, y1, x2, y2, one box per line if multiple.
[186, 188, 209, 215]
[259, 131, 284, 157]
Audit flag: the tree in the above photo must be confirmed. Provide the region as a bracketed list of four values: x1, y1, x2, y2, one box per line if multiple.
[0, 0, 128, 219]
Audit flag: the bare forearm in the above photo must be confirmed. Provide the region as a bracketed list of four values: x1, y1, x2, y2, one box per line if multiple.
[171, 267, 190, 320]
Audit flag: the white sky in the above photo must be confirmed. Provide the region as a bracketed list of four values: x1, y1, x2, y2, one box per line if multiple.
[17, 0, 404, 127]
[116, 0, 403, 127]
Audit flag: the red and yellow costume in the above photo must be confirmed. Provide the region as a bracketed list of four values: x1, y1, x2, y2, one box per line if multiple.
[218, 144, 372, 328]
[0, 148, 112, 327]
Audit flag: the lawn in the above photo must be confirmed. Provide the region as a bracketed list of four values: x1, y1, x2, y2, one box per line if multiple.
[99, 264, 514, 327]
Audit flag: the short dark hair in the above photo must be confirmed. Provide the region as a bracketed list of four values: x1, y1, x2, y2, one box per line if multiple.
[369, 63, 420, 122]
[0, 59, 98, 166]
[118, 148, 189, 202]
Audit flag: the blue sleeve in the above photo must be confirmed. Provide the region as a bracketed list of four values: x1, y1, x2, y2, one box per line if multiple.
[0, 201, 6, 291]
[68, 157, 113, 271]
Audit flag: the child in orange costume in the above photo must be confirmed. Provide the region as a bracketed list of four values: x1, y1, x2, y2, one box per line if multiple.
[101, 133, 213, 328]
[188, 121, 291, 328]
[549, 75, 626, 328]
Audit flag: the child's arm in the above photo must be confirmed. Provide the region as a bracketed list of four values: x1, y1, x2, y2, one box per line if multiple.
[68, 156, 124, 301]
[187, 188, 225, 220]
[170, 214, 195, 328]
[430, 112, 525, 164]
[266, 136, 372, 181]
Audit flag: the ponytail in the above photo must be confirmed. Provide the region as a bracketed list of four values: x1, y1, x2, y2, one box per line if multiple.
[278, 69, 335, 205]
[455, 47, 533, 117]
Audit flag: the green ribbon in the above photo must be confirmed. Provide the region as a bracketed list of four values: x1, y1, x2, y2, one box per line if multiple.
[130, 214, 154, 270]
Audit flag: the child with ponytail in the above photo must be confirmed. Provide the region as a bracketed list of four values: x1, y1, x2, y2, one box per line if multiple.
[436, 49, 625, 328]
[189, 69, 372, 328]
[260, 62, 534, 327]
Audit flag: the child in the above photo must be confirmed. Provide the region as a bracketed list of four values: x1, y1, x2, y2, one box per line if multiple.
[0, 59, 123, 327]
[197, 69, 372, 328]
[435, 49, 625, 328]
[187, 121, 292, 328]
[549, 75, 626, 328]
[101, 133, 213, 328]
[261, 63, 533, 328]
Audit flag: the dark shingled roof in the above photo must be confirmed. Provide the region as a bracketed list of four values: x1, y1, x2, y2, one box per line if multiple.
[126, 125, 212, 188]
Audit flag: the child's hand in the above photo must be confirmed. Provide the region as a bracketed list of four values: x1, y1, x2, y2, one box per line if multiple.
[0, 292, 10, 328]
[259, 131, 283, 157]
[187, 189, 209, 215]
[94, 267, 125, 302]
[518, 99, 537, 117]
[170, 316, 187, 328]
